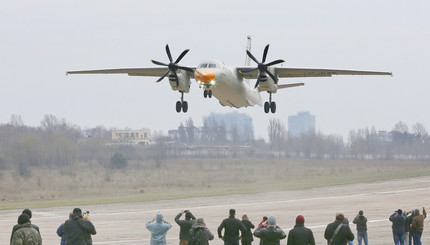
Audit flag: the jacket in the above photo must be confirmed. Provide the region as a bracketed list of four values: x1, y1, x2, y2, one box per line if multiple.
[57, 222, 67, 245]
[411, 209, 427, 232]
[218, 215, 247, 241]
[389, 213, 406, 234]
[241, 220, 255, 242]
[146, 213, 172, 245]
[11, 222, 40, 244]
[253, 225, 286, 245]
[352, 215, 367, 232]
[324, 220, 354, 245]
[287, 224, 315, 245]
[64, 214, 97, 245]
[10, 222, 42, 245]
[175, 212, 196, 241]
[189, 223, 214, 245]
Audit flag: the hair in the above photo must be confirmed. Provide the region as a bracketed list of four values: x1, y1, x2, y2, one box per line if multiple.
[18, 214, 30, 225]
[22, 209, 32, 219]
[359, 210, 364, 215]
[229, 209, 236, 215]
[336, 213, 344, 221]
[263, 216, 268, 221]
[242, 214, 249, 221]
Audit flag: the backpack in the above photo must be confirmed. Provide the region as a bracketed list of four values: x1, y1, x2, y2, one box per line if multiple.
[189, 228, 203, 245]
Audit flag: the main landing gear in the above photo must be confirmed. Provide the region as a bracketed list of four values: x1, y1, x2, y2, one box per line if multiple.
[176, 91, 188, 113]
[264, 92, 276, 114]
[203, 90, 212, 98]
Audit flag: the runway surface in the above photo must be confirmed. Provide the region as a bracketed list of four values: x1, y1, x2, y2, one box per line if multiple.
[1, 176, 429, 245]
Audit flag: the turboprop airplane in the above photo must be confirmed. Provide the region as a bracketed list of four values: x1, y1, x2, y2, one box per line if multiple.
[67, 42, 392, 113]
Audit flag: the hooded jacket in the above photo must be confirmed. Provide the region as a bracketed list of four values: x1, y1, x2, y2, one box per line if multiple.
[411, 209, 427, 232]
[64, 213, 97, 245]
[146, 213, 172, 245]
[189, 223, 214, 245]
[287, 223, 315, 245]
[389, 213, 406, 234]
[352, 215, 367, 232]
[11, 222, 42, 245]
[253, 225, 286, 245]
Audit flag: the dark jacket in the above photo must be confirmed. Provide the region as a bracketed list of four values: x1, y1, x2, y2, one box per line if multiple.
[405, 213, 415, 233]
[287, 224, 315, 245]
[57, 222, 67, 245]
[189, 223, 214, 245]
[352, 215, 367, 232]
[241, 220, 255, 242]
[218, 215, 247, 241]
[10, 222, 42, 245]
[11, 222, 40, 244]
[411, 209, 427, 232]
[253, 225, 286, 245]
[324, 220, 354, 245]
[64, 215, 97, 245]
[175, 212, 196, 241]
[389, 213, 406, 234]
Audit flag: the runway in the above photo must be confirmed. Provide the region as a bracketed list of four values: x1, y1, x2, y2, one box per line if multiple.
[1, 176, 429, 245]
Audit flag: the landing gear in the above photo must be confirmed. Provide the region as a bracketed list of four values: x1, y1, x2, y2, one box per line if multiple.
[176, 92, 188, 113]
[203, 90, 212, 98]
[264, 92, 276, 114]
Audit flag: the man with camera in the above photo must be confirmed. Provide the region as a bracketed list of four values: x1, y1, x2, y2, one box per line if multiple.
[175, 209, 196, 245]
[64, 208, 97, 245]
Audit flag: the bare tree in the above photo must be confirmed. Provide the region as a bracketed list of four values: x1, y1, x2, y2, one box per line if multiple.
[267, 118, 286, 153]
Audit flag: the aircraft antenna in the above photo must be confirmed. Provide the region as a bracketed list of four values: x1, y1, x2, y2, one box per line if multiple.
[245, 35, 252, 66]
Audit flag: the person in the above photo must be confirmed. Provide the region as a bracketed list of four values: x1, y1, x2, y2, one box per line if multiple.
[146, 212, 172, 245]
[57, 212, 73, 245]
[241, 214, 255, 245]
[175, 210, 196, 245]
[404, 210, 415, 245]
[189, 218, 214, 245]
[218, 209, 247, 245]
[410, 207, 426, 245]
[64, 208, 97, 245]
[10, 209, 40, 244]
[389, 209, 406, 245]
[10, 213, 42, 245]
[352, 210, 368, 245]
[342, 216, 353, 245]
[324, 213, 354, 245]
[253, 216, 286, 245]
[258, 217, 269, 228]
[287, 215, 315, 245]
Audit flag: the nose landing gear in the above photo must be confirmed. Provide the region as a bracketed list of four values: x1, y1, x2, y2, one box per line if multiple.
[203, 90, 212, 98]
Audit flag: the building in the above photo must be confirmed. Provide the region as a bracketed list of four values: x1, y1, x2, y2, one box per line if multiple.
[288, 111, 316, 138]
[203, 111, 254, 142]
[111, 129, 150, 144]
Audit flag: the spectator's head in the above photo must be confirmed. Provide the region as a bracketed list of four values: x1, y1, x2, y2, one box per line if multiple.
[415, 209, 420, 215]
[296, 215, 305, 224]
[196, 218, 204, 225]
[267, 216, 276, 226]
[242, 214, 249, 221]
[397, 209, 403, 215]
[156, 212, 163, 223]
[229, 209, 236, 216]
[262, 216, 268, 221]
[185, 211, 192, 220]
[18, 214, 30, 225]
[336, 213, 344, 221]
[22, 209, 32, 219]
[359, 210, 364, 216]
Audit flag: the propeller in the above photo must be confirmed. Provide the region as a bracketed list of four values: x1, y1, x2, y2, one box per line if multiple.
[151, 44, 194, 87]
[241, 44, 285, 89]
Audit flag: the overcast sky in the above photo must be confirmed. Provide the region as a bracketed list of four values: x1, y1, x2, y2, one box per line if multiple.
[1, 1, 429, 140]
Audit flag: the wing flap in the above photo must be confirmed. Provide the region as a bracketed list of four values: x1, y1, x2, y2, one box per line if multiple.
[278, 83, 305, 89]
[67, 67, 196, 78]
[276, 68, 392, 78]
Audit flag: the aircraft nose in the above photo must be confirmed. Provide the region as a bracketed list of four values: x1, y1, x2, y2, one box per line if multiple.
[196, 70, 216, 83]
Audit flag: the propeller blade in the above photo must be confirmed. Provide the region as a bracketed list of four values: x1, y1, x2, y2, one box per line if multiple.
[262, 44, 269, 63]
[254, 76, 261, 89]
[246, 50, 260, 65]
[176, 65, 194, 73]
[266, 70, 278, 84]
[175, 49, 190, 64]
[151, 60, 168, 66]
[265, 59, 285, 67]
[165, 44, 173, 62]
[156, 70, 170, 83]
[239, 67, 259, 73]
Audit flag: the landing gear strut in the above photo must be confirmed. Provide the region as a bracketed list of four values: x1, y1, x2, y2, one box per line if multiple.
[264, 92, 276, 114]
[176, 91, 188, 113]
[203, 90, 212, 98]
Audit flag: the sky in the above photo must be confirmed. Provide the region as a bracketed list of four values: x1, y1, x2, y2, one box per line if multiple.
[1, 0, 429, 141]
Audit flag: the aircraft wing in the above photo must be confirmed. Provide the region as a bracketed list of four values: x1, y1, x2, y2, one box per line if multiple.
[67, 67, 196, 78]
[237, 67, 392, 79]
[278, 83, 304, 89]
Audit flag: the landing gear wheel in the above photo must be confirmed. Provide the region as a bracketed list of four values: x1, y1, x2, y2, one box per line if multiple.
[182, 101, 188, 113]
[270, 101, 276, 113]
[208, 90, 212, 98]
[176, 101, 182, 113]
[264, 102, 270, 113]
[203, 90, 208, 98]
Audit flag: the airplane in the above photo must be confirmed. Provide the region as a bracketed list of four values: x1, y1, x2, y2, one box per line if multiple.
[67, 40, 392, 113]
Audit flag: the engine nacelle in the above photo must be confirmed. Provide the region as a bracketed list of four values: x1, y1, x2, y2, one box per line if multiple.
[256, 67, 278, 93]
[169, 69, 191, 93]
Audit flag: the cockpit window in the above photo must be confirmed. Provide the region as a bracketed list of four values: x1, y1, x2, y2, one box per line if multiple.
[198, 63, 208, 68]
[208, 63, 217, 68]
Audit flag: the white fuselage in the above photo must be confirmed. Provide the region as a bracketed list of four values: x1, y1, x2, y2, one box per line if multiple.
[195, 60, 262, 108]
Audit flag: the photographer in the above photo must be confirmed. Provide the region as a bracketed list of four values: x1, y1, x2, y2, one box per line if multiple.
[389, 209, 406, 245]
[64, 208, 97, 245]
[175, 209, 196, 245]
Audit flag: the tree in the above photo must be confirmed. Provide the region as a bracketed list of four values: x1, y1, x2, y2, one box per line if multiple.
[267, 118, 286, 153]
[110, 152, 127, 169]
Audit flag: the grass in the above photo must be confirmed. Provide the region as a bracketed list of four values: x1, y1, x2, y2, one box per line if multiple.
[1, 158, 429, 210]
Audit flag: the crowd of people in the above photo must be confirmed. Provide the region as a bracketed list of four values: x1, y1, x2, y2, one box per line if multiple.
[8, 207, 426, 245]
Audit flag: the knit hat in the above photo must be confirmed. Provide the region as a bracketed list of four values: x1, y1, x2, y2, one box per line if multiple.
[22, 209, 32, 219]
[196, 218, 204, 225]
[18, 214, 30, 225]
[296, 215, 305, 224]
[267, 216, 276, 225]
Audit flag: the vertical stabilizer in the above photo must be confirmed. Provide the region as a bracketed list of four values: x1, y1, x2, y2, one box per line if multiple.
[245, 36, 252, 66]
